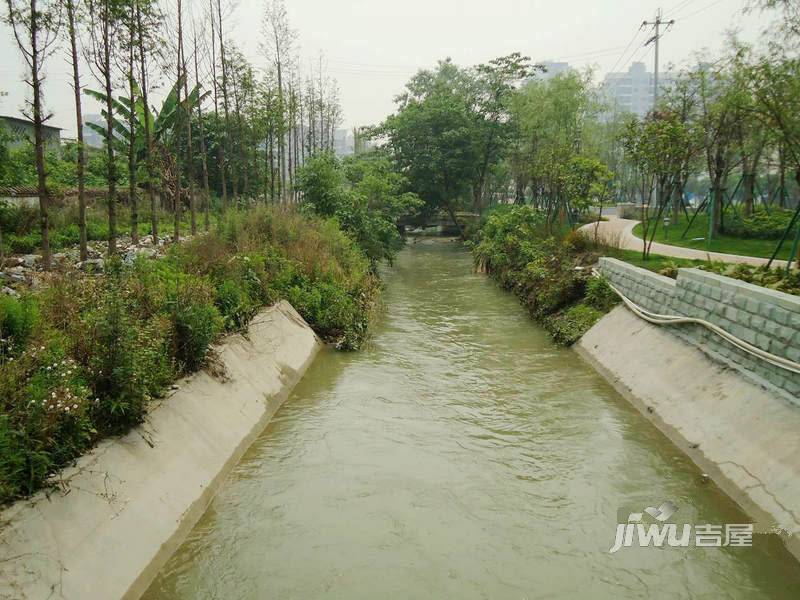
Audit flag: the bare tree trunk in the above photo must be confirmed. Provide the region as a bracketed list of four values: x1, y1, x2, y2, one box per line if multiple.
[128, 16, 139, 244]
[66, 0, 87, 261]
[180, 17, 196, 236]
[29, 0, 51, 269]
[174, 0, 183, 242]
[209, 0, 227, 211]
[268, 130, 275, 201]
[136, 0, 157, 242]
[779, 144, 787, 209]
[102, 0, 117, 255]
[193, 32, 211, 232]
[216, 0, 234, 204]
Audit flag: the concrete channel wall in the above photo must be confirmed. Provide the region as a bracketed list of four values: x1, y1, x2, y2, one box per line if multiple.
[0, 301, 322, 600]
[577, 307, 800, 562]
[598, 257, 800, 402]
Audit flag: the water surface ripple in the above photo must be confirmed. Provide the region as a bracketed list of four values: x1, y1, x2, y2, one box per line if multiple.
[146, 239, 800, 599]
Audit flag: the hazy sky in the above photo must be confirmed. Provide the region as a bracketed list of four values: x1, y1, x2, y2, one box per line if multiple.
[0, 0, 773, 136]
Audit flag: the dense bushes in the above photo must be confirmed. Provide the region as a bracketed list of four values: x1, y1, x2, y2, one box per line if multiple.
[0, 206, 378, 503]
[543, 304, 604, 346]
[295, 152, 422, 266]
[726, 208, 795, 240]
[472, 205, 619, 345]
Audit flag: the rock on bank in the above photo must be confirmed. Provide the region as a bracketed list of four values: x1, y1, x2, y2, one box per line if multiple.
[0, 301, 321, 600]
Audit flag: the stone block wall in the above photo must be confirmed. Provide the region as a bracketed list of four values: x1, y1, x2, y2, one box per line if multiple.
[597, 256, 676, 314]
[598, 257, 800, 402]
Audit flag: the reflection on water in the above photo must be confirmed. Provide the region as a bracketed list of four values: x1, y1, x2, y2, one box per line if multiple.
[145, 238, 800, 599]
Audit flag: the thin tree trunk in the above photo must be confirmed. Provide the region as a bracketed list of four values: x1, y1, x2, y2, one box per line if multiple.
[779, 144, 787, 209]
[128, 17, 138, 244]
[136, 0, 157, 242]
[66, 0, 87, 261]
[174, 0, 183, 242]
[210, 0, 227, 211]
[193, 32, 211, 232]
[29, 0, 51, 269]
[180, 20, 196, 236]
[216, 0, 233, 204]
[102, 0, 117, 255]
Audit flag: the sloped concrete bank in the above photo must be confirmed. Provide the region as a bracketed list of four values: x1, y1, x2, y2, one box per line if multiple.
[0, 300, 322, 600]
[577, 306, 800, 561]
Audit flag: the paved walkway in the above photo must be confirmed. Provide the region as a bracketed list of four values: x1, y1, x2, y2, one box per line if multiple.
[579, 216, 789, 268]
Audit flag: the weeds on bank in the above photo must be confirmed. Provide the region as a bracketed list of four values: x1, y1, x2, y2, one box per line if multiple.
[471, 206, 619, 346]
[0, 206, 378, 504]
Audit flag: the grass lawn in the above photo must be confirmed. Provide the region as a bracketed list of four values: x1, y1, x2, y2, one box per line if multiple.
[603, 249, 711, 274]
[631, 213, 795, 261]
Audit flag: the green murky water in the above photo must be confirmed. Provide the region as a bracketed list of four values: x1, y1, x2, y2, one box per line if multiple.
[145, 239, 800, 599]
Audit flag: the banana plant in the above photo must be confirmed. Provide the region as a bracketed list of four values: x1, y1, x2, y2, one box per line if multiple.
[84, 76, 209, 159]
[84, 76, 210, 198]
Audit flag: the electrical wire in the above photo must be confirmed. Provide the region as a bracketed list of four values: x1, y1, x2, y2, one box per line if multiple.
[664, 0, 698, 19]
[673, 0, 727, 21]
[608, 27, 648, 75]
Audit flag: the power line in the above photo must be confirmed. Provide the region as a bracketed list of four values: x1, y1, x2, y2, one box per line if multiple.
[664, 0, 698, 18]
[673, 0, 727, 20]
[608, 26, 648, 75]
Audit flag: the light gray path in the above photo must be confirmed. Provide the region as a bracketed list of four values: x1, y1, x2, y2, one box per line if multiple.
[580, 216, 789, 268]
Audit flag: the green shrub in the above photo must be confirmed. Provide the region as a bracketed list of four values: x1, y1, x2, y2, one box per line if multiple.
[544, 304, 603, 346]
[75, 272, 173, 433]
[0, 203, 38, 235]
[0, 333, 94, 499]
[584, 276, 620, 312]
[0, 294, 39, 357]
[726, 208, 794, 240]
[473, 205, 614, 346]
[215, 277, 258, 331]
[699, 262, 800, 296]
[7, 232, 39, 254]
[0, 205, 380, 503]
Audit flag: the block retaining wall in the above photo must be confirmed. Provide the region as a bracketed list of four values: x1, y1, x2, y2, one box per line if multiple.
[599, 257, 800, 402]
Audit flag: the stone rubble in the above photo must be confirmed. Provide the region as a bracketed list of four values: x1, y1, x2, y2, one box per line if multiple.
[0, 233, 202, 296]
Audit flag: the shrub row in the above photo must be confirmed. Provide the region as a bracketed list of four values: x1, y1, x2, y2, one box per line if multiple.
[0, 206, 378, 503]
[471, 206, 619, 345]
[726, 207, 795, 240]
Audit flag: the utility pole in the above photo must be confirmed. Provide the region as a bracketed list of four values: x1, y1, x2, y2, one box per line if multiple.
[643, 8, 675, 111]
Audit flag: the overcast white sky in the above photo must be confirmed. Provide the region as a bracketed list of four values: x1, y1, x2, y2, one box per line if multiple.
[0, 0, 773, 136]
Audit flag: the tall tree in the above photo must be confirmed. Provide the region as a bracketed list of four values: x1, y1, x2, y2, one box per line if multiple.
[377, 59, 481, 236]
[193, 29, 211, 230]
[179, 0, 196, 235]
[215, 0, 233, 204]
[173, 0, 183, 242]
[125, 0, 139, 243]
[135, 0, 158, 242]
[471, 53, 535, 213]
[4, 0, 62, 270]
[85, 0, 120, 255]
[693, 62, 737, 235]
[261, 0, 295, 200]
[208, 0, 227, 209]
[64, 0, 87, 260]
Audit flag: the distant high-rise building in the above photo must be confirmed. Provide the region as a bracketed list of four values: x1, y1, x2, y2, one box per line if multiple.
[600, 61, 675, 118]
[333, 128, 354, 157]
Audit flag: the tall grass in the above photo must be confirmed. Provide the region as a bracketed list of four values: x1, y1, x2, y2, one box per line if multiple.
[0, 206, 378, 504]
